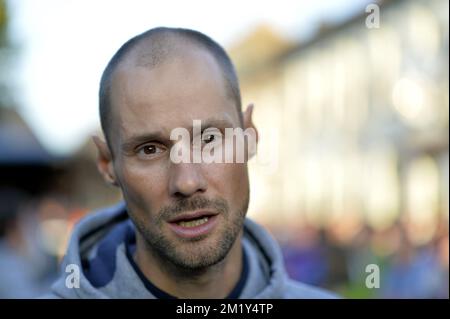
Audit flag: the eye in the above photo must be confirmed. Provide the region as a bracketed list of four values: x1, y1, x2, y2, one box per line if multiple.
[142, 145, 157, 154]
[202, 128, 221, 144]
[136, 144, 165, 159]
[202, 134, 215, 144]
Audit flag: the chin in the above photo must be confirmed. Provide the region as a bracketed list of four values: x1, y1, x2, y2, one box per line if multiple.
[169, 234, 231, 269]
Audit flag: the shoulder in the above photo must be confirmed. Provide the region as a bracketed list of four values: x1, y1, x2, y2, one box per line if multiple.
[282, 279, 340, 299]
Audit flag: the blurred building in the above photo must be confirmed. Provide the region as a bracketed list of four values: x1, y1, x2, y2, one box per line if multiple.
[0, 106, 117, 208]
[231, 0, 449, 248]
[0, 107, 61, 194]
[58, 138, 122, 210]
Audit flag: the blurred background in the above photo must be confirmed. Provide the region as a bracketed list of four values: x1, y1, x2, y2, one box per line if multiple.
[0, 0, 448, 298]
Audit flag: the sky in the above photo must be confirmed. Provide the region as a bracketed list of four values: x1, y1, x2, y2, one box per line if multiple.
[7, 0, 372, 155]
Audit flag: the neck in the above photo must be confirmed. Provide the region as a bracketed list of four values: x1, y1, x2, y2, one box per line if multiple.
[134, 232, 243, 299]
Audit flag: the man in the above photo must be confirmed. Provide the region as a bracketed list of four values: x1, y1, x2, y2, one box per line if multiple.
[49, 27, 336, 299]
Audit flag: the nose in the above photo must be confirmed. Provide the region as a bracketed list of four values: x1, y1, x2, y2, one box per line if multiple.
[168, 162, 207, 198]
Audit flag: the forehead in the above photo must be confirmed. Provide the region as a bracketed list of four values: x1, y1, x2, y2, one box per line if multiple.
[109, 48, 239, 142]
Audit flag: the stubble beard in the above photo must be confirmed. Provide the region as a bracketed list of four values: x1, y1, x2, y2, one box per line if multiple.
[130, 194, 249, 274]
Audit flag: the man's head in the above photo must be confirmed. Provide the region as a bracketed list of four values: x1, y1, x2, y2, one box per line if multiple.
[94, 27, 257, 271]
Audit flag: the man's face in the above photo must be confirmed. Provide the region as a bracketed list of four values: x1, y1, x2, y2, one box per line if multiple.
[105, 48, 250, 269]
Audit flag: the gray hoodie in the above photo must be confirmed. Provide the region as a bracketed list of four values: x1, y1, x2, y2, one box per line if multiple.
[47, 202, 337, 299]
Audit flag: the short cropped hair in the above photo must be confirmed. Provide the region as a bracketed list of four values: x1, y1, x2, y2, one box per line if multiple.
[99, 27, 242, 144]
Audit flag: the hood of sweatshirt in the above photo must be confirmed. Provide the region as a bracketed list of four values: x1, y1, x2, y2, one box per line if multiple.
[49, 202, 336, 299]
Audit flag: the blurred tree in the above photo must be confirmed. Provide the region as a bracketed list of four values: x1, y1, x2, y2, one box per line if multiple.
[0, 0, 7, 45]
[0, 0, 12, 109]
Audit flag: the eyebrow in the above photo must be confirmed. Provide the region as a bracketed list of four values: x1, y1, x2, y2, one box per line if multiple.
[200, 118, 236, 131]
[120, 116, 237, 152]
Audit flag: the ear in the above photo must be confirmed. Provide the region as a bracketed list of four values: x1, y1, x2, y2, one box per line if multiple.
[92, 135, 118, 187]
[242, 103, 258, 160]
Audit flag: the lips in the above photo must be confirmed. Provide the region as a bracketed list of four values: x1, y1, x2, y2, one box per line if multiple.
[167, 211, 219, 239]
[168, 211, 217, 223]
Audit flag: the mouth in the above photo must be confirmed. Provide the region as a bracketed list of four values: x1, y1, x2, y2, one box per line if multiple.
[167, 211, 219, 239]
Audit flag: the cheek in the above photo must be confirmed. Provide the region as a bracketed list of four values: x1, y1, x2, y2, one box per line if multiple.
[115, 160, 168, 214]
[205, 163, 249, 204]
